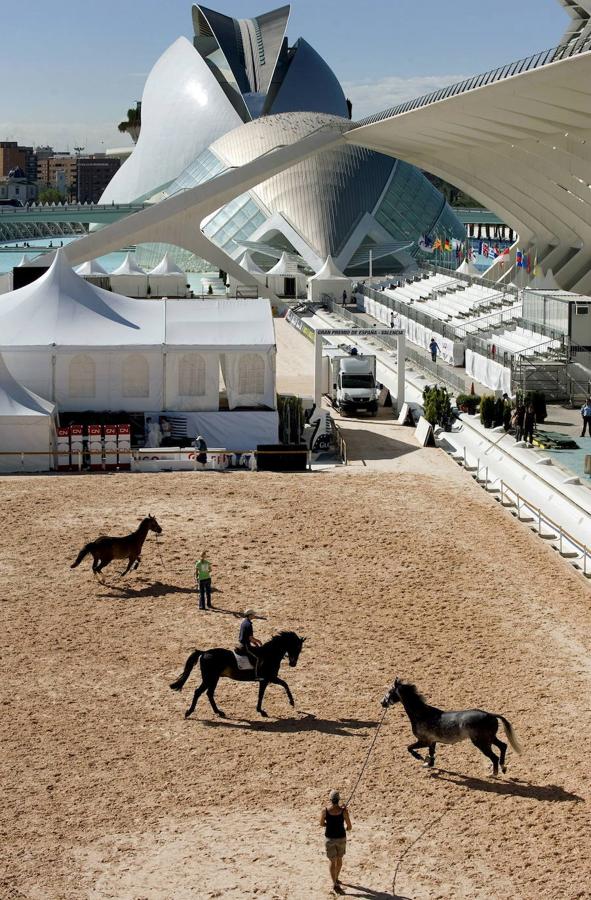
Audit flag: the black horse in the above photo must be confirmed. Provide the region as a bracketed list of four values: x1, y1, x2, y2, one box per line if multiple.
[382, 678, 521, 776]
[170, 630, 306, 718]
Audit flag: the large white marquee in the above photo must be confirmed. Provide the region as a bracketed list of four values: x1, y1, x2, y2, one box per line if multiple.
[0, 252, 276, 414]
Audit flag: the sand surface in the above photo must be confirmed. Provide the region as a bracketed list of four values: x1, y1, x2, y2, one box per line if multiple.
[1, 448, 591, 899]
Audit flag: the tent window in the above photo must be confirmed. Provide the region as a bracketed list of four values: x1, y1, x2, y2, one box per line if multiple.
[238, 353, 265, 395]
[122, 354, 150, 397]
[178, 353, 206, 396]
[69, 354, 96, 398]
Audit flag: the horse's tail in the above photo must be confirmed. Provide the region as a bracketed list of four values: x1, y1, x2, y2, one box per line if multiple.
[496, 714, 522, 754]
[71, 544, 91, 569]
[170, 650, 202, 691]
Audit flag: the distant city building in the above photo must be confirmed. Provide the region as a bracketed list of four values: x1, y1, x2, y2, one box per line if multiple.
[76, 156, 121, 203]
[36, 154, 77, 198]
[0, 174, 38, 205]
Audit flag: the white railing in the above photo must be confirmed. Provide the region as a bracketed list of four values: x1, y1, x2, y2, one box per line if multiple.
[456, 448, 591, 578]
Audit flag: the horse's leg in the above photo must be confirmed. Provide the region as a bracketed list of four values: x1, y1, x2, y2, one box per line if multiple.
[492, 736, 508, 773]
[185, 681, 207, 719]
[271, 676, 295, 708]
[472, 738, 500, 776]
[206, 676, 225, 718]
[132, 557, 141, 571]
[257, 680, 269, 717]
[119, 557, 135, 578]
[425, 742, 436, 768]
[407, 740, 430, 762]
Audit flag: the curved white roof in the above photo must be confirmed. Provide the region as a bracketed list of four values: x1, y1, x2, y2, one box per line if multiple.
[0, 352, 54, 418]
[309, 254, 348, 280]
[456, 259, 480, 277]
[75, 258, 108, 276]
[148, 252, 185, 276]
[99, 37, 242, 205]
[111, 252, 146, 275]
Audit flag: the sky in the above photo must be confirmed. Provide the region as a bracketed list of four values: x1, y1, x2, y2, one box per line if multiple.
[0, 0, 569, 152]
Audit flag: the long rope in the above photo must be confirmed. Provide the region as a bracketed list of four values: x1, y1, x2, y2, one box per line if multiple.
[391, 804, 453, 896]
[345, 705, 389, 807]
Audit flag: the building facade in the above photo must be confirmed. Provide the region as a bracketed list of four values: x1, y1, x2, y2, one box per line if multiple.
[76, 157, 121, 203]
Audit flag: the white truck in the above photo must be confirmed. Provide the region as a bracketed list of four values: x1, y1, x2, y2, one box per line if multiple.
[324, 350, 378, 416]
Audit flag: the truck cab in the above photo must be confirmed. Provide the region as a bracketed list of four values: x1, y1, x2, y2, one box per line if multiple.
[334, 354, 378, 416]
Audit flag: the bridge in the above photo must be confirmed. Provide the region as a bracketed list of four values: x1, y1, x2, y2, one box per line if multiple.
[0, 203, 147, 243]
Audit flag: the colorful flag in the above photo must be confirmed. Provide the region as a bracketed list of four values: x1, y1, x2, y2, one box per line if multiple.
[433, 238, 442, 250]
[418, 235, 435, 253]
[482, 243, 489, 258]
[444, 238, 451, 251]
[516, 250, 523, 268]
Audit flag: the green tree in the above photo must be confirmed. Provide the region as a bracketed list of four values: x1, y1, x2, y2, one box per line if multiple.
[38, 187, 65, 204]
[118, 103, 142, 142]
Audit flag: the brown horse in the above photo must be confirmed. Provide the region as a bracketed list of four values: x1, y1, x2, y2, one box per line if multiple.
[70, 515, 162, 579]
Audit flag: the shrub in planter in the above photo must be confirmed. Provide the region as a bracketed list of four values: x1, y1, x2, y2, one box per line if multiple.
[480, 395, 496, 428]
[422, 384, 452, 427]
[456, 393, 480, 414]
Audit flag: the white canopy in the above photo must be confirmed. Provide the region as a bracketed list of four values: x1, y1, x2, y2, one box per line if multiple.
[111, 252, 146, 275]
[165, 298, 275, 350]
[310, 255, 348, 280]
[0, 352, 56, 472]
[237, 251, 265, 276]
[456, 259, 480, 277]
[148, 252, 185, 276]
[529, 267, 561, 290]
[16, 254, 31, 268]
[75, 258, 108, 276]
[0, 249, 164, 349]
[0, 251, 277, 413]
[267, 252, 299, 275]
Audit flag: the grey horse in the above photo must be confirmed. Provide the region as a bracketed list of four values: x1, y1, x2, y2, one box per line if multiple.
[382, 678, 521, 775]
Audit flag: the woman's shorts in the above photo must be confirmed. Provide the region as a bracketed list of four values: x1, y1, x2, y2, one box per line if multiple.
[325, 838, 347, 859]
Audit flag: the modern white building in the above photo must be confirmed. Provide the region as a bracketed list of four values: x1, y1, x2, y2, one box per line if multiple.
[98, 4, 464, 278]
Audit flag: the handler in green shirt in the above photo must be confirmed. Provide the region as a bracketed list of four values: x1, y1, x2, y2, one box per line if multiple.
[195, 552, 212, 610]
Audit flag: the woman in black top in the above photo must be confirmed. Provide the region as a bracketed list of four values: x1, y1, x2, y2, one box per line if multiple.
[320, 789, 352, 894]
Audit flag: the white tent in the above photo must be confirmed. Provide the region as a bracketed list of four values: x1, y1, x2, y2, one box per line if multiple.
[265, 251, 307, 299]
[0, 251, 276, 413]
[75, 258, 108, 277]
[110, 252, 148, 297]
[227, 251, 265, 297]
[456, 259, 481, 277]
[308, 254, 352, 303]
[0, 352, 57, 472]
[16, 254, 32, 267]
[148, 252, 187, 298]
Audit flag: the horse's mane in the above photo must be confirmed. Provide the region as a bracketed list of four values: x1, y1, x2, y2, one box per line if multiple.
[266, 630, 300, 646]
[397, 681, 427, 704]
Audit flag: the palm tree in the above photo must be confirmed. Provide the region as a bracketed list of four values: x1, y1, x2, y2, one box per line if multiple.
[118, 102, 142, 143]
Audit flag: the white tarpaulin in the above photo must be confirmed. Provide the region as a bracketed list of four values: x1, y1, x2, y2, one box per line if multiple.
[465, 348, 512, 394]
[143, 410, 278, 449]
[361, 296, 464, 365]
[0, 252, 277, 413]
[0, 352, 57, 472]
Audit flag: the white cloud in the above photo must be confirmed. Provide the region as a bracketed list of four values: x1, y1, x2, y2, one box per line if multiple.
[342, 73, 469, 119]
[2, 121, 133, 154]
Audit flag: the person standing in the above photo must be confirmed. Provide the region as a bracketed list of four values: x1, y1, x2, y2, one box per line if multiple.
[581, 397, 591, 436]
[512, 403, 525, 442]
[342, 289, 348, 306]
[195, 434, 208, 467]
[195, 551, 212, 609]
[320, 790, 352, 894]
[429, 337, 441, 362]
[523, 403, 536, 445]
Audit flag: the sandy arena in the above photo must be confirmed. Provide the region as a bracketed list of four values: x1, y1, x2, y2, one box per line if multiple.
[1, 440, 591, 899]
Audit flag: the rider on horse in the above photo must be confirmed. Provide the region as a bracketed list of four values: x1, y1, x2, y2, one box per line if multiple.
[237, 609, 262, 679]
